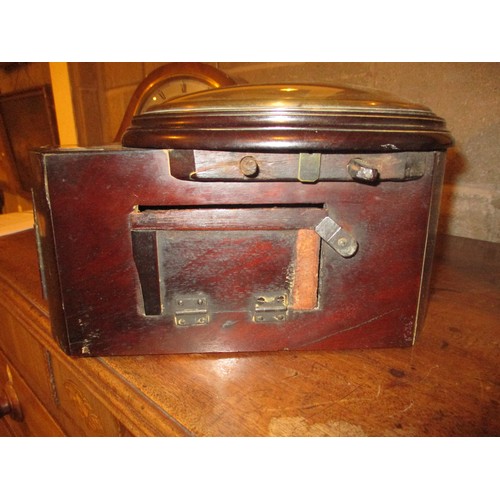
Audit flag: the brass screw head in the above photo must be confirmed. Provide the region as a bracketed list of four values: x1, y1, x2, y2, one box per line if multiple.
[239, 156, 259, 177]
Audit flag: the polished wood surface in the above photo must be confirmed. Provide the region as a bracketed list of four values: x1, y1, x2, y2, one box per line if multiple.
[0, 230, 498, 436]
[33, 148, 443, 355]
[123, 83, 453, 153]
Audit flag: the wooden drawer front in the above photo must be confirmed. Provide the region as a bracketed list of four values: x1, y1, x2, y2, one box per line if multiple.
[0, 304, 55, 408]
[0, 351, 64, 436]
[0, 303, 131, 436]
[0, 417, 13, 436]
[49, 355, 133, 436]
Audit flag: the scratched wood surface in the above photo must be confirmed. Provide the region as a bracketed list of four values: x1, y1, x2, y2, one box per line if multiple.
[0, 230, 498, 436]
[33, 148, 439, 355]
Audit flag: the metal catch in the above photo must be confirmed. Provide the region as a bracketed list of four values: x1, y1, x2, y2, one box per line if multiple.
[315, 216, 358, 257]
[298, 153, 321, 183]
[347, 158, 379, 183]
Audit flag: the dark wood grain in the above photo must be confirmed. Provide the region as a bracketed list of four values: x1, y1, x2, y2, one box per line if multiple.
[123, 91, 452, 153]
[31, 147, 444, 356]
[124, 127, 452, 154]
[169, 150, 428, 182]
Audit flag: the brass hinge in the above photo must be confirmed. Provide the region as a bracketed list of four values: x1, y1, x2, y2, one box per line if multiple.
[174, 295, 210, 326]
[253, 293, 288, 323]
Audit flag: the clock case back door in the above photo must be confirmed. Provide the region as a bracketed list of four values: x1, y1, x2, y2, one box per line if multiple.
[32, 146, 445, 357]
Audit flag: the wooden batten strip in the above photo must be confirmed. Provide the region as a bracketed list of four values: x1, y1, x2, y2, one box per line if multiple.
[291, 229, 320, 310]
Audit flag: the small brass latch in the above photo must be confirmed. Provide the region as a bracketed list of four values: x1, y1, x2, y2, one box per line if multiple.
[174, 295, 210, 326]
[298, 153, 321, 183]
[315, 216, 358, 258]
[253, 293, 288, 323]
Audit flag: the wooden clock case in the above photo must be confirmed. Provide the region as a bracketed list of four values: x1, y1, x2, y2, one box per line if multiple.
[32, 83, 453, 356]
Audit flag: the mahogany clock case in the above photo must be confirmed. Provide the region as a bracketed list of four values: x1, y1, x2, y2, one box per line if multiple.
[32, 83, 453, 357]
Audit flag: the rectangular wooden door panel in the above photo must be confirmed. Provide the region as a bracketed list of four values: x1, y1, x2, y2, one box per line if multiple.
[158, 230, 297, 314]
